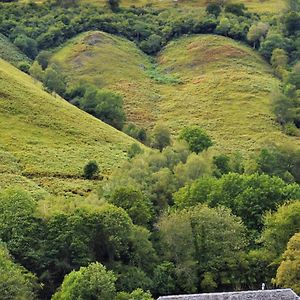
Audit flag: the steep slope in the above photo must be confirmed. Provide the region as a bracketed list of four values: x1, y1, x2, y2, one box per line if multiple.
[0, 33, 31, 67]
[156, 35, 300, 154]
[50, 32, 300, 155]
[0, 58, 136, 197]
[51, 31, 157, 126]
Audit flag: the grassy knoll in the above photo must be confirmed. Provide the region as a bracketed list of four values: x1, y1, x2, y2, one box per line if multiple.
[0, 58, 136, 197]
[51, 31, 158, 127]
[0, 33, 31, 67]
[156, 34, 300, 155]
[51, 32, 300, 155]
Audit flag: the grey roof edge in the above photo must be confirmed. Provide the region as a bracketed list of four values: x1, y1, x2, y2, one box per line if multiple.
[157, 289, 300, 300]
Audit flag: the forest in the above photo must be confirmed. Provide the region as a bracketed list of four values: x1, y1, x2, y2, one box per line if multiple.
[0, 0, 300, 298]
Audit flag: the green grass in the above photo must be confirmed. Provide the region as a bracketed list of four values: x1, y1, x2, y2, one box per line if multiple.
[0, 58, 137, 197]
[79, 0, 285, 14]
[156, 35, 300, 155]
[50, 32, 300, 156]
[0, 33, 31, 67]
[51, 31, 158, 127]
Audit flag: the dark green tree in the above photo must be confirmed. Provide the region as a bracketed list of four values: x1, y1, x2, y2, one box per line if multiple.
[206, 3, 221, 17]
[14, 34, 38, 59]
[108, 0, 120, 11]
[83, 160, 99, 179]
[179, 126, 213, 154]
[151, 124, 171, 152]
[80, 88, 126, 130]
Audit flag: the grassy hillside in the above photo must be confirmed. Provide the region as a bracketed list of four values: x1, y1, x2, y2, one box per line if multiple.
[156, 35, 300, 154]
[0, 33, 31, 67]
[0, 58, 136, 197]
[81, 0, 285, 14]
[50, 32, 300, 155]
[51, 31, 158, 126]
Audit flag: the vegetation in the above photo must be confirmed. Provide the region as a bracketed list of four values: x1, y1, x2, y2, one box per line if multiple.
[274, 232, 300, 294]
[52, 262, 116, 300]
[0, 58, 136, 197]
[1, 0, 300, 298]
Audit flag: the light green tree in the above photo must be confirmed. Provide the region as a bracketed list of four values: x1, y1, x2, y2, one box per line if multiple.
[0, 243, 38, 300]
[274, 232, 300, 294]
[52, 262, 116, 300]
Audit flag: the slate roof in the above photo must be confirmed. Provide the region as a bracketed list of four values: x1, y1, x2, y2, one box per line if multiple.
[157, 289, 300, 300]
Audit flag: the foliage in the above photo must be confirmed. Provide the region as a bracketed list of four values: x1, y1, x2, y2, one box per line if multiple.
[123, 123, 147, 144]
[158, 204, 247, 292]
[109, 186, 153, 226]
[0, 188, 42, 270]
[80, 87, 126, 130]
[174, 173, 300, 232]
[36, 50, 51, 70]
[179, 126, 213, 154]
[256, 143, 300, 183]
[14, 34, 38, 59]
[261, 201, 300, 258]
[151, 124, 171, 151]
[83, 160, 99, 179]
[206, 3, 221, 17]
[274, 232, 300, 294]
[52, 262, 116, 300]
[127, 143, 143, 159]
[43, 64, 66, 95]
[247, 22, 269, 48]
[0, 33, 31, 67]
[152, 262, 176, 296]
[0, 243, 39, 300]
[116, 288, 154, 300]
[108, 0, 120, 11]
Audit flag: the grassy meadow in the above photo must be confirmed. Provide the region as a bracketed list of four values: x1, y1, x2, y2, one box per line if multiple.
[50, 32, 300, 156]
[0, 58, 137, 197]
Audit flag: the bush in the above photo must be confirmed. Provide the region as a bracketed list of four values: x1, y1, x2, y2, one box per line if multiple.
[52, 262, 116, 300]
[179, 126, 213, 154]
[13, 35, 38, 59]
[83, 160, 99, 179]
[123, 123, 147, 143]
[206, 3, 221, 17]
[225, 3, 247, 16]
[80, 88, 126, 130]
[128, 143, 143, 159]
[18, 62, 31, 74]
[140, 34, 162, 55]
[151, 124, 171, 151]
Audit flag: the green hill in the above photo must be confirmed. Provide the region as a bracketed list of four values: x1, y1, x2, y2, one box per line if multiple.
[0, 58, 136, 197]
[156, 35, 300, 154]
[64, 0, 286, 14]
[0, 33, 31, 67]
[50, 32, 300, 155]
[51, 31, 157, 127]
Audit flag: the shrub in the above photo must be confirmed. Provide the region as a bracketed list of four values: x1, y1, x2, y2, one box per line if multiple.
[83, 160, 99, 179]
[18, 61, 31, 74]
[128, 143, 143, 159]
[206, 3, 221, 17]
[14, 34, 38, 59]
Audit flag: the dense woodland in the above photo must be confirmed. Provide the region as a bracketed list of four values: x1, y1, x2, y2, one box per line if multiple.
[0, 0, 300, 299]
